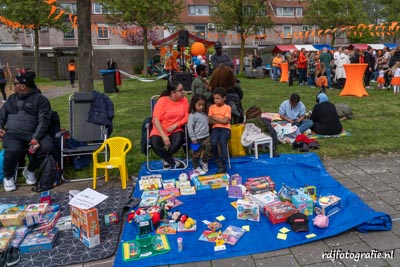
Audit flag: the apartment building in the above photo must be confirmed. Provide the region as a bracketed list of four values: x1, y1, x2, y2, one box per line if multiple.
[0, 0, 333, 79]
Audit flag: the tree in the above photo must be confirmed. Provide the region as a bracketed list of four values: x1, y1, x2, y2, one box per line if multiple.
[96, 0, 184, 76]
[303, 0, 367, 47]
[378, 0, 400, 43]
[0, 0, 63, 76]
[77, 0, 93, 92]
[209, 0, 272, 74]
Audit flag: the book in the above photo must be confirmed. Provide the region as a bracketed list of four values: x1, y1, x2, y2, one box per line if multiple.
[10, 226, 28, 248]
[0, 227, 15, 251]
[222, 225, 246, 246]
[139, 174, 162, 191]
[180, 186, 196, 196]
[55, 216, 72, 231]
[32, 211, 62, 231]
[199, 230, 226, 243]
[139, 190, 159, 208]
[159, 188, 180, 198]
[162, 179, 176, 189]
[155, 222, 178, 234]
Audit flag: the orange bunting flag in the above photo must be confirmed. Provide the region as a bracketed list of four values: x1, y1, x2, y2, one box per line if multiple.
[386, 32, 392, 36]
[54, 9, 65, 20]
[324, 29, 330, 34]
[353, 32, 357, 36]
[368, 24, 374, 30]
[391, 22, 398, 30]
[214, 33, 217, 38]
[381, 32, 385, 37]
[339, 27, 346, 32]
[357, 23, 366, 30]
[332, 28, 337, 32]
[359, 32, 363, 37]
[382, 26, 386, 31]
[370, 32, 374, 37]
[305, 31, 309, 38]
[68, 13, 73, 24]
[375, 25, 380, 31]
[48, 5, 57, 18]
[349, 26, 355, 31]
[44, 0, 57, 4]
[396, 26, 400, 32]
[72, 16, 77, 28]
[318, 30, 324, 36]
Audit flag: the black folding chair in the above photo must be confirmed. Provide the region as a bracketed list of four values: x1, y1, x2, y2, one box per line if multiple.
[58, 92, 108, 181]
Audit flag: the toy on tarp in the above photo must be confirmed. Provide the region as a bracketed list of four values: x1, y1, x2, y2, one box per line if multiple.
[314, 195, 342, 217]
[104, 212, 119, 226]
[292, 188, 314, 216]
[122, 234, 170, 262]
[237, 199, 260, 221]
[245, 176, 275, 195]
[277, 183, 297, 202]
[39, 191, 52, 204]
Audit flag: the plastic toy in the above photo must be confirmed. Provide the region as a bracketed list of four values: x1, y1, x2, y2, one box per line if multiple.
[127, 210, 136, 223]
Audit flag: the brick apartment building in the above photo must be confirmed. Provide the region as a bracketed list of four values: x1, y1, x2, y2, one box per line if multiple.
[0, 0, 340, 79]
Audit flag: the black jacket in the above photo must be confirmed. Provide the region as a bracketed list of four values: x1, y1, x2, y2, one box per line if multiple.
[310, 102, 342, 135]
[0, 88, 51, 140]
[87, 91, 114, 136]
[389, 51, 400, 68]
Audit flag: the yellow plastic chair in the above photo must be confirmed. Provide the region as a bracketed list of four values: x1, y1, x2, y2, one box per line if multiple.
[92, 137, 132, 190]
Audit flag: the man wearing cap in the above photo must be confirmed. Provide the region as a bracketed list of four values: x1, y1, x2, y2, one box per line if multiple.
[310, 92, 342, 135]
[210, 41, 234, 70]
[0, 70, 53, 192]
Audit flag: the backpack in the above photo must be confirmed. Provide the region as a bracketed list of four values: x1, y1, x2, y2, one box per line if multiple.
[33, 154, 61, 193]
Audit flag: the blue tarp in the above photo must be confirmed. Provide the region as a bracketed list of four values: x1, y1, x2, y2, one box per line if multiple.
[313, 44, 333, 50]
[384, 43, 398, 50]
[114, 153, 391, 267]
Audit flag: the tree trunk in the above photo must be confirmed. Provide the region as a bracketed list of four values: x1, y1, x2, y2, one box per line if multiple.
[240, 32, 245, 75]
[34, 27, 40, 76]
[143, 28, 149, 76]
[77, 0, 94, 92]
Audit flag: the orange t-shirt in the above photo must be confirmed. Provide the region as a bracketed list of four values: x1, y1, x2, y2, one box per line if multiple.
[272, 57, 282, 67]
[150, 96, 189, 137]
[208, 104, 231, 129]
[68, 63, 76, 72]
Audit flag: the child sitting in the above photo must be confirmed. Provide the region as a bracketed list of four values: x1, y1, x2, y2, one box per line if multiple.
[315, 70, 328, 92]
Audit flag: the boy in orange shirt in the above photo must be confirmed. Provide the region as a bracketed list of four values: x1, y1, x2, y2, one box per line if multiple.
[208, 87, 231, 174]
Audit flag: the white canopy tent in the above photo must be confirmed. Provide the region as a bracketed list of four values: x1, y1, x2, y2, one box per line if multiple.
[294, 44, 318, 51]
[368, 44, 386, 50]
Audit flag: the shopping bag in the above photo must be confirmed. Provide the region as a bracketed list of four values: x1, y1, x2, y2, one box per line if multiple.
[228, 124, 246, 156]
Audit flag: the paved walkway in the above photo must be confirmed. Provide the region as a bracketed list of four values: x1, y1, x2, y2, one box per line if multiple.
[1, 86, 399, 266]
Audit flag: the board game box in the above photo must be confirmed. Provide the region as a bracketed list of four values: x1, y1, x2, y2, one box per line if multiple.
[71, 206, 100, 248]
[19, 228, 59, 253]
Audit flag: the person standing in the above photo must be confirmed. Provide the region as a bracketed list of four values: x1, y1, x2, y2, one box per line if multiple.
[287, 50, 298, 86]
[0, 66, 7, 102]
[107, 58, 117, 70]
[319, 47, 333, 89]
[364, 46, 376, 90]
[296, 48, 308, 86]
[210, 42, 234, 70]
[187, 94, 211, 175]
[208, 87, 231, 174]
[335, 48, 350, 89]
[271, 53, 283, 82]
[68, 59, 76, 88]
[278, 93, 313, 133]
[191, 64, 209, 98]
[0, 71, 53, 191]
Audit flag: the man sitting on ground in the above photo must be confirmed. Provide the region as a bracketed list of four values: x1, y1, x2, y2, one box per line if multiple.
[278, 93, 313, 133]
[0, 70, 53, 192]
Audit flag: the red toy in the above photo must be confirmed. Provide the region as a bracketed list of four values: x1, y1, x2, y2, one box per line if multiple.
[127, 210, 136, 223]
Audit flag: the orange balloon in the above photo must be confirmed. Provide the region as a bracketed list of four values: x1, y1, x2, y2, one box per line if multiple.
[191, 42, 206, 56]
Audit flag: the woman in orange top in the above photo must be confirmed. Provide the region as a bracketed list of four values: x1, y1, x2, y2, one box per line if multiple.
[150, 81, 189, 170]
[68, 59, 76, 88]
[271, 54, 283, 81]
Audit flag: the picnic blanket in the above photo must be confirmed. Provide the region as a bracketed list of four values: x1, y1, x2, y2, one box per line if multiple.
[305, 129, 352, 139]
[114, 153, 391, 267]
[0, 186, 133, 267]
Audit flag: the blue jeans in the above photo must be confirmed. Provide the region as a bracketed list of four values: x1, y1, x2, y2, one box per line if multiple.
[210, 128, 231, 168]
[307, 75, 315, 87]
[294, 119, 313, 133]
[271, 66, 281, 81]
[298, 68, 307, 84]
[326, 67, 332, 88]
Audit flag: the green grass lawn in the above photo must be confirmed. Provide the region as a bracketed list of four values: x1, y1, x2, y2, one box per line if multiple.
[15, 76, 400, 177]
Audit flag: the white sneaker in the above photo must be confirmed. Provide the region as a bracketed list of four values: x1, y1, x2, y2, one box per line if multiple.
[3, 177, 16, 192]
[201, 162, 209, 173]
[194, 167, 206, 176]
[23, 167, 37, 185]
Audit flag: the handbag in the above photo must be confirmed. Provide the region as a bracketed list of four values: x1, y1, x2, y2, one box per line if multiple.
[228, 124, 246, 157]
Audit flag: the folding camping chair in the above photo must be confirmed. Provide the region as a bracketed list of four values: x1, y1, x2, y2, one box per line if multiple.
[58, 92, 108, 181]
[146, 95, 189, 171]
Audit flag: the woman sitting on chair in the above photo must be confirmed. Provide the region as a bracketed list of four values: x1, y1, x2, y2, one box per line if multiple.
[150, 81, 189, 170]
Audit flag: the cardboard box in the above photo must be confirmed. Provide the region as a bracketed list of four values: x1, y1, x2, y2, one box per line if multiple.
[0, 227, 15, 251]
[292, 190, 314, 216]
[191, 174, 229, 190]
[244, 176, 275, 194]
[19, 228, 58, 253]
[0, 206, 25, 227]
[263, 201, 298, 224]
[315, 195, 342, 217]
[24, 203, 49, 226]
[237, 199, 260, 221]
[71, 206, 100, 248]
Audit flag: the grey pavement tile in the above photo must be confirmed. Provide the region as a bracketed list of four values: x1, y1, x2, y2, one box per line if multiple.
[351, 188, 379, 202]
[386, 166, 400, 176]
[356, 230, 400, 251]
[378, 190, 400, 206]
[290, 241, 332, 265]
[304, 260, 346, 266]
[388, 182, 400, 191]
[255, 254, 300, 267]
[362, 180, 393, 193]
[390, 220, 400, 236]
[364, 200, 399, 215]
[84, 258, 113, 267]
[383, 248, 400, 267]
[348, 173, 376, 183]
[337, 179, 360, 190]
[332, 242, 388, 267]
[374, 173, 400, 184]
[211, 255, 255, 267]
[171, 261, 211, 267]
[324, 231, 361, 247]
[357, 166, 389, 175]
[251, 248, 291, 260]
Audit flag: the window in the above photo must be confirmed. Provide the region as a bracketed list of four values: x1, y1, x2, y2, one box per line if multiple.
[296, 7, 302, 17]
[93, 3, 111, 14]
[64, 26, 75, 39]
[97, 24, 109, 39]
[194, 25, 206, 38]
[335, 30, 345, 38]
[283, 25, 292, 38]
[277, 7, 294, 17]
[188, 5, 209, 16]
[302, 25, 309, 31]
[243, 6, 253, 16]
[256, 26, 265, 35]
[60, 3, 77, 14]
[257, 8, 266, 16]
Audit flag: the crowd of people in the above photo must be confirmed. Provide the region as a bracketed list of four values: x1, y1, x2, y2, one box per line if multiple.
[269, 45, 400, 93]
